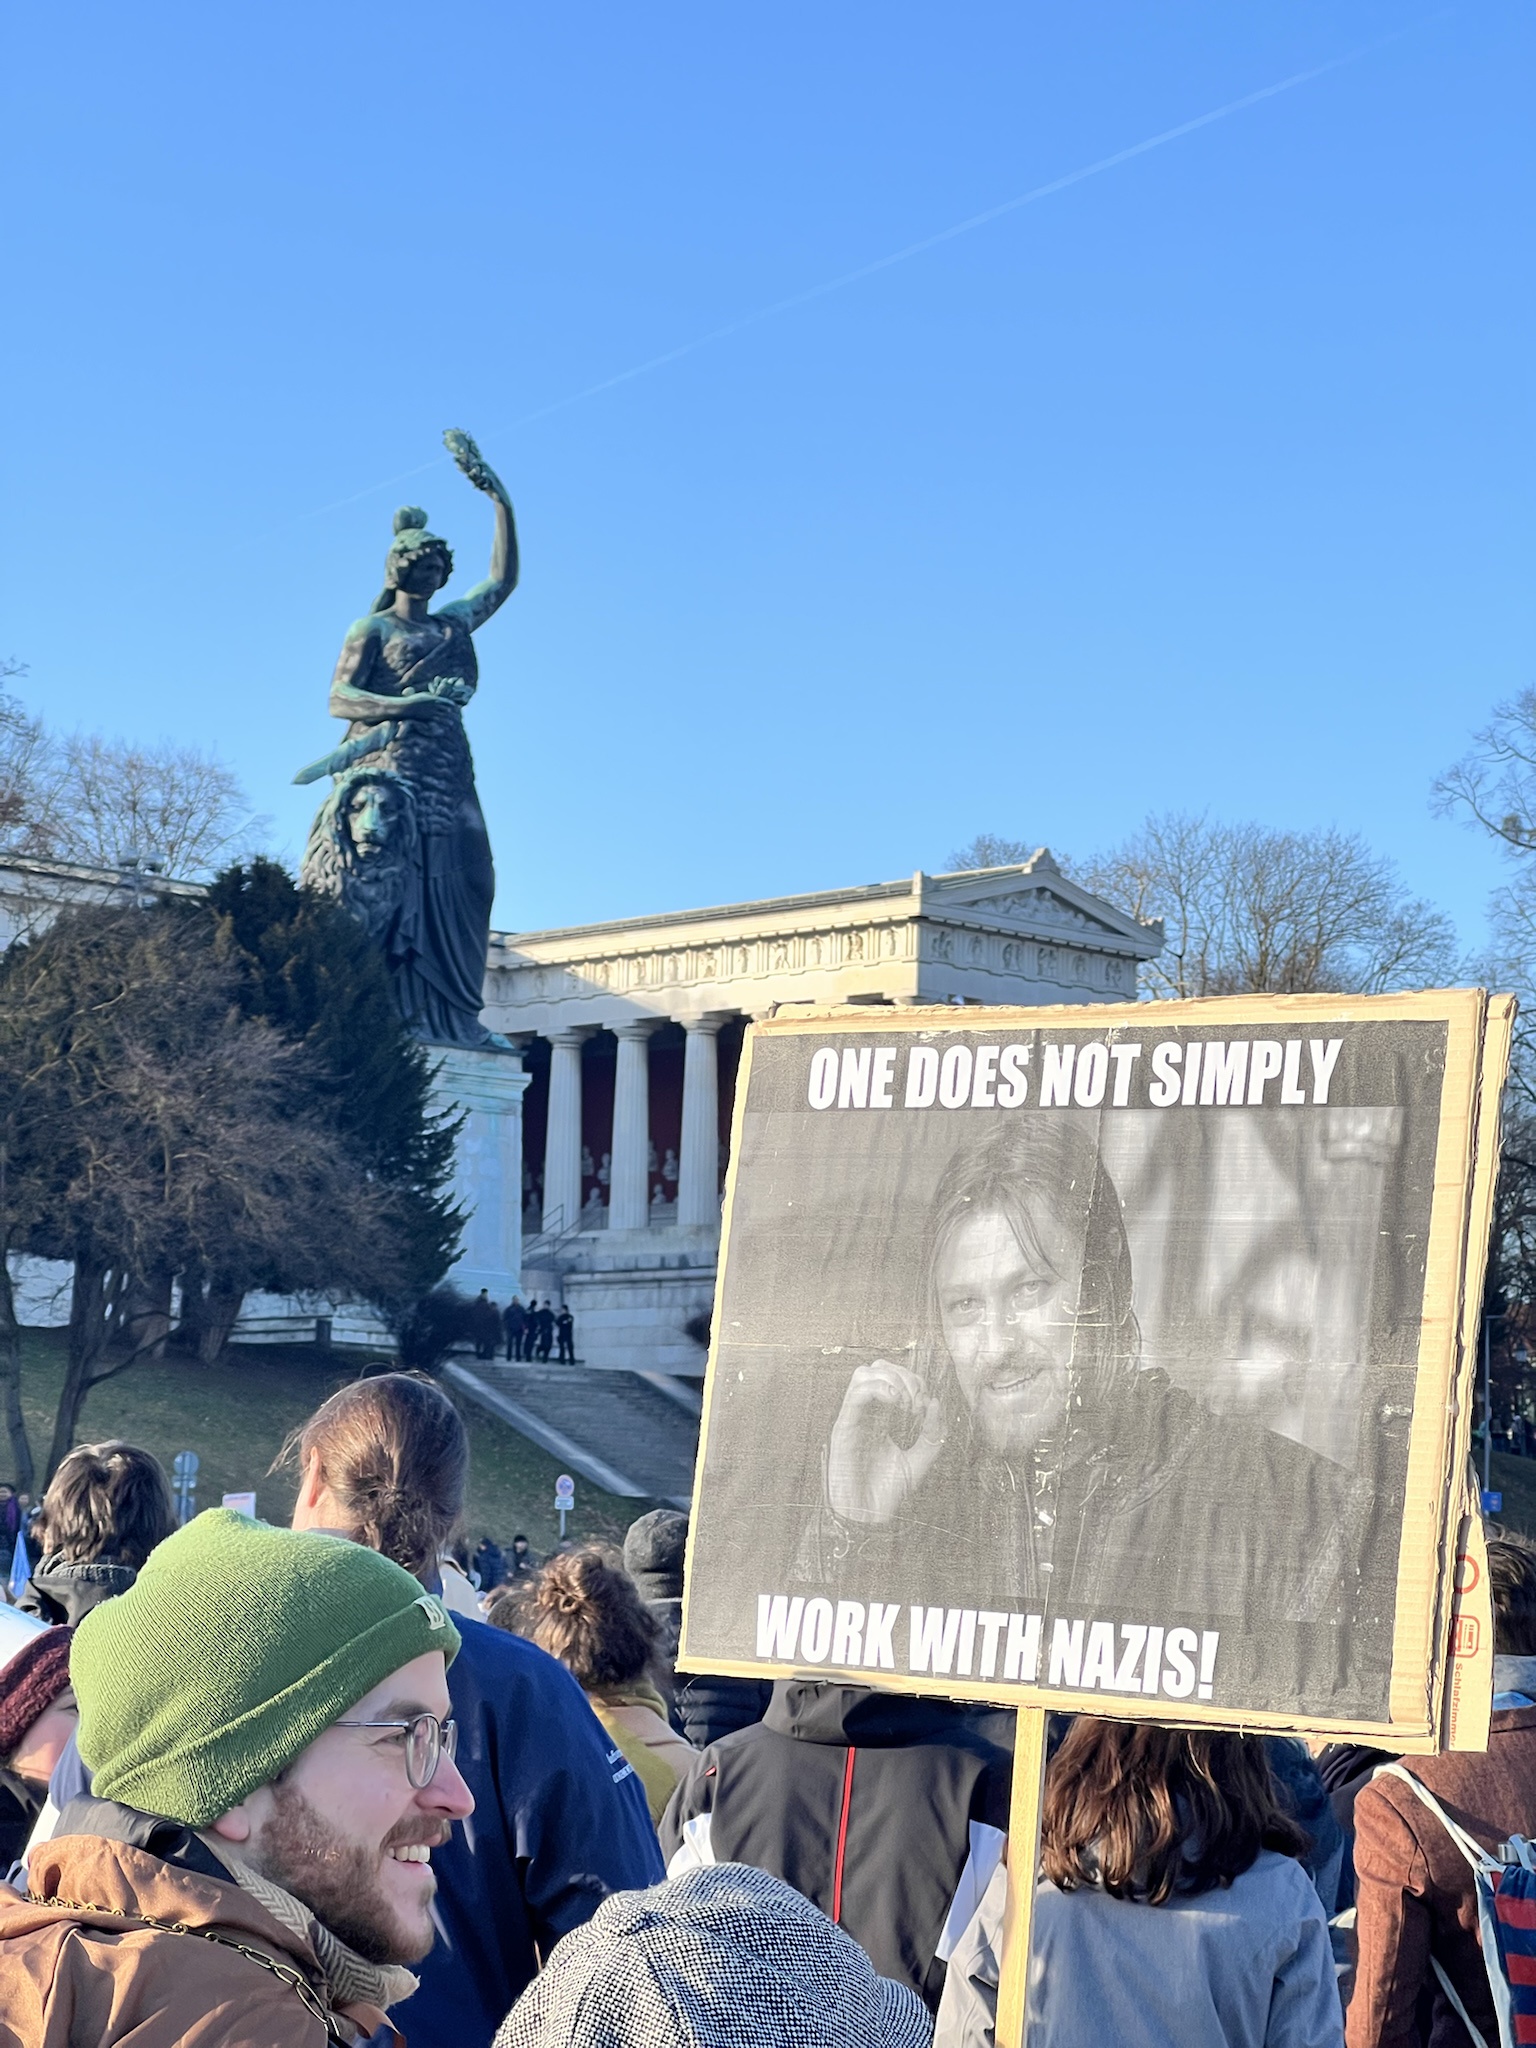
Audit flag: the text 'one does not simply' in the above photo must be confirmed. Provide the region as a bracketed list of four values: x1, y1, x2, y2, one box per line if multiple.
[805, 1038, 1343, 1113]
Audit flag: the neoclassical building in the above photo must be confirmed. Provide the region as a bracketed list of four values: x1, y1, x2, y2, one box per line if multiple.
[0, 853, 200, 951]
[485, 852, 1162, 1374]
[0, 850, 1162, 1370]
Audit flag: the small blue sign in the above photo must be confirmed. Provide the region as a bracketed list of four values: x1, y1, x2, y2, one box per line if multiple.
[1482, 1489, 1504, 1514]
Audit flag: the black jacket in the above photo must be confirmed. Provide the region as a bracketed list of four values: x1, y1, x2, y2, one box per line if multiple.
[19, 1554, 139, 1626]
[0, 1771, 41, 1873]
[659, 1680, 1011, 2012]
[673, 1672, 773, 1750]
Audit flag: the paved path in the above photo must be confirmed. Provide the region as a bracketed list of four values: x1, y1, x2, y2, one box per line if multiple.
[445, 1362, 700, 1507]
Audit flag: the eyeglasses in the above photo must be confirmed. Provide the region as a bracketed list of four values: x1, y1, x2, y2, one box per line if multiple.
[333, 1712, 459, 1789]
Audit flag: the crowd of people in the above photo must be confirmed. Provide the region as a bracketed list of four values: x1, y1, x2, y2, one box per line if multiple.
[1, 1380, 1532, 2048]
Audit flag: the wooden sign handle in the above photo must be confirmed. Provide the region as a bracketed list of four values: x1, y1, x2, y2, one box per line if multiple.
[995, 1706, 1049, 2048]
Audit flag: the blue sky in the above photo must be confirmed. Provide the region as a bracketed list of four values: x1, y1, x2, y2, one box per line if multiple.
[3, 2, 1531, 943]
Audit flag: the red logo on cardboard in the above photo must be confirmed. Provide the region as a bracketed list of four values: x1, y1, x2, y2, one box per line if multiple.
[1452, 1616, 1481, 1657]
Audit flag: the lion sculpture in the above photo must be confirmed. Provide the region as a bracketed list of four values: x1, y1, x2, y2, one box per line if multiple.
[300, 766, 419, 949]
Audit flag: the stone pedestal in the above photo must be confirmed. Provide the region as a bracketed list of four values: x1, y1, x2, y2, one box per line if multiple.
[519, 1225, 720, 1377]
[431, 1044, 531, 1303]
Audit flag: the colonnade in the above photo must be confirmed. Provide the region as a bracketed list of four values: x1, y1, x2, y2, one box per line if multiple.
[535, 1014, 731, 1236]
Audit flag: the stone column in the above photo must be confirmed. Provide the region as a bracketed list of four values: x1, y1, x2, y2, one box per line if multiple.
[609, 1020, 659, 1231]
[542, 1029, 590, 1235]
[678, 1015, 727, 1229]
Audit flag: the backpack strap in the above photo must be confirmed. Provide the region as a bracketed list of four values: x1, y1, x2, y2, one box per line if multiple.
[1374, 1764, 1503, 1879]
[1372, 1765, 1505, 2048]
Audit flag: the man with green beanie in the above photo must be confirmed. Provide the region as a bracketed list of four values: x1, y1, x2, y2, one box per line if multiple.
[0, 1507, 474, 2047]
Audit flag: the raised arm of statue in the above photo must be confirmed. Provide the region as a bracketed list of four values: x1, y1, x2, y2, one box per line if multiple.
[438, 428, 519, 634]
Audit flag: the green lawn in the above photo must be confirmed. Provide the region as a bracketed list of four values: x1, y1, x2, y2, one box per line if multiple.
[12, 1327, 655, 1552]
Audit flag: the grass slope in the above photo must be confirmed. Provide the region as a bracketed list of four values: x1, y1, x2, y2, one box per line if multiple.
[12, 1328, 654, 1550]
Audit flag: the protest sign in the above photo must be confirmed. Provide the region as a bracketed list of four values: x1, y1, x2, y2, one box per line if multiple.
[678, 990, 1513, 1746]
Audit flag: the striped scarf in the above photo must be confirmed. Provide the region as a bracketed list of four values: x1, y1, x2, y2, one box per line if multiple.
[212, 1846, 419, 2023]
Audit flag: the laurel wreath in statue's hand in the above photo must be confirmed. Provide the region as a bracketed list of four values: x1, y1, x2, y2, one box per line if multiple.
[444, 428, 501, 497]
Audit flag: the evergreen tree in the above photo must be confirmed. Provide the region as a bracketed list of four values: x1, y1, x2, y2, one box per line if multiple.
[2, 895, 422, 1473]
[203, 858, 463, 1306]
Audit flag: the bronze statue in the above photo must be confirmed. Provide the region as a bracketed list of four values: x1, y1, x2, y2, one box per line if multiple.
[297, 430, 516, 1049]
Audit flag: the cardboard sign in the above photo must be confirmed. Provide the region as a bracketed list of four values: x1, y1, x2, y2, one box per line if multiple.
[1443, 1496, 1494, 1752]
[679, 991, 1513, 1745]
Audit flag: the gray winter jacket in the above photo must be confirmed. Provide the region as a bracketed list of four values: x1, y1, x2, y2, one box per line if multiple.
[936, 1852, 1342, 2048]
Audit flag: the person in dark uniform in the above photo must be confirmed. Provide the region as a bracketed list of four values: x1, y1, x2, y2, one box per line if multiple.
[795, 1116, 1388, 1711]
[534, 1300, 556, 1362]
[472, 1533, 506, 1591]
[503, 1295, 528, 1362]
[471, 1288, 501, 1361]
[555, 1305, 576, 1364]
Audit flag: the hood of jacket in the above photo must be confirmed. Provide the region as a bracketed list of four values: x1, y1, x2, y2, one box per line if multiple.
[764, 1679, 994, 1748]
[4, 1823, 401, 2047]
[21, 1553, 138, 1624]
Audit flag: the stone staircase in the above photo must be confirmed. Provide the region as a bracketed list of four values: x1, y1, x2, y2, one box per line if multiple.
[445, 1361, 701, 1507]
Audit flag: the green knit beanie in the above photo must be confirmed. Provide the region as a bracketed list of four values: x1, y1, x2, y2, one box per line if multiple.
[73, 1508, 460, 1827]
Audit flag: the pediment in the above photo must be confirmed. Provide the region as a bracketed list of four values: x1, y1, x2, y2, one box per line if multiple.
[929, 856, 1161, 953]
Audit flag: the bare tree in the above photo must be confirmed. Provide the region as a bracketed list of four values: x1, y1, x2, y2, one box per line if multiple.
[1436, 687, 1536, 1081]
[47, 732, 268, 879]
[1078, 812, 1458, 1000]
[946, 832, 1042, 871]
[1432, 693, 1536, 1452]
[1435, 688, 1536, 860]
[0, 666, 69, 860]
[0, 665, 266, 880]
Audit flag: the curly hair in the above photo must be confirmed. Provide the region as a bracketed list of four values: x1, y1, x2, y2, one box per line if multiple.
[274, 1372, 468, 1584]
[495, 1546, 660, 1691]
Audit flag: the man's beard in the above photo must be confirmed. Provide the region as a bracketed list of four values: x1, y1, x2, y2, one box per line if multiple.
[961, 1344, 1071, 1460]
[247, 1778, 447, 1964]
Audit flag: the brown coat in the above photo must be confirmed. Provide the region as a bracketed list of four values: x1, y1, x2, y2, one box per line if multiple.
[0, 1832, 396, 2048]
[587, 1683, 697, 1824]
[1348, 1703, 1536, 2048]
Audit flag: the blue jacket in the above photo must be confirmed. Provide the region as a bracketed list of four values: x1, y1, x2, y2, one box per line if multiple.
[397, 1616, 665, 2048]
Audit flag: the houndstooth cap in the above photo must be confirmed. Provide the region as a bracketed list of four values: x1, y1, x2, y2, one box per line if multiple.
[494, 1863, 933, 2048]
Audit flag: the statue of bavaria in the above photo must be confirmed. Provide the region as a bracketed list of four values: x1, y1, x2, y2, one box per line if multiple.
[297, 430, 515, 1050]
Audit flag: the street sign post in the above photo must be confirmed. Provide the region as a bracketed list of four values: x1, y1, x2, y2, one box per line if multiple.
[171, 1450, 199, 1525]
[554, 1473, 575, 1541]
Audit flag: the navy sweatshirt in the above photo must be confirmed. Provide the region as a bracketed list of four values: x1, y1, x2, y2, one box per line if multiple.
[397, 1616, 665, 2048]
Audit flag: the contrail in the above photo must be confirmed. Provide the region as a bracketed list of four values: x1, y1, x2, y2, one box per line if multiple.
[297, 15, 1445, 524]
